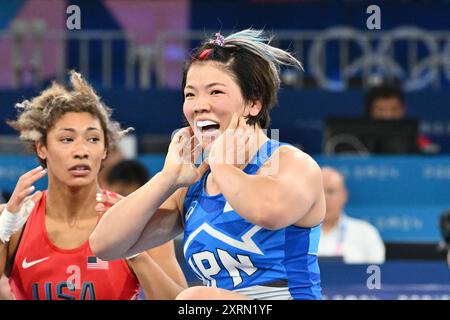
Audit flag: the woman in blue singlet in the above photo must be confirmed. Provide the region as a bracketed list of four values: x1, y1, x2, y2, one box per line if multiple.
[90, 29, 326, 300]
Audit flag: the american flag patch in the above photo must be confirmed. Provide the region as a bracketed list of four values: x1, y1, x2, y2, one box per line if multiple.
[87, 256, 109, 270]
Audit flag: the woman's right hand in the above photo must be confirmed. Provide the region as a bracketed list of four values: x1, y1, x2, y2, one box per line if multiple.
[163, 127, 208, 188]
[6, 165, 47, 214]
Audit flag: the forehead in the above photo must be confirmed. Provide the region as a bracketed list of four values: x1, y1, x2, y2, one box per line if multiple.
[51, 112, 102, 130]
[372, 97, 404, 110]
[322, 170, 345, 188]
[186, 61, 236, 86]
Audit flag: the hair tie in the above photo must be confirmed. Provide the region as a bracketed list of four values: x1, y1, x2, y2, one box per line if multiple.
[210, 32, 225, 47]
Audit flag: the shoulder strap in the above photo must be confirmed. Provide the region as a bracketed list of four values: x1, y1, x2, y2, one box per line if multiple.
[244, 140, 289, 174]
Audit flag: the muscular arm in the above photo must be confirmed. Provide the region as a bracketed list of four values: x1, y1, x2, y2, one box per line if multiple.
[90, 171, 184, 260]
[128, 240, 187, 300]
[209, 147, 324, 230]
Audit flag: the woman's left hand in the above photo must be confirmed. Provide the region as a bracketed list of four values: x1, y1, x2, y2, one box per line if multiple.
[208, 114, 257, 167]
[95, 190, 124, 214]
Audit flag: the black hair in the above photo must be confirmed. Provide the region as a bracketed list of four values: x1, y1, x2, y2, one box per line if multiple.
[364, 83, 405, 118]
[440, 210, 450, 248]
[182, 29, 302, 129]
[106, 160, 150, 188]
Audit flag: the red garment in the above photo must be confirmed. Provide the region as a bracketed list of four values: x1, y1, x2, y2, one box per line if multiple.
[9, 191, 140, 300]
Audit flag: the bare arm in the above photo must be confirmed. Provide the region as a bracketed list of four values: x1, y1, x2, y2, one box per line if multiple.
[210, 146, 324, 230]
[127, 240, 187, 300]
[0, 236, 6, 278]
[90, 171, 182, 260]
[90, 127, 207, 260]
[0, 166, 45, 275]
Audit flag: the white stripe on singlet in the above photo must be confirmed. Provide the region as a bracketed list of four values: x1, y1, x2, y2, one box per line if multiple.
[233, 285, 293, 300]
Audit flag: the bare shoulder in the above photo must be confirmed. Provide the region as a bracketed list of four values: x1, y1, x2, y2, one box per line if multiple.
[261, 144, 321, 178]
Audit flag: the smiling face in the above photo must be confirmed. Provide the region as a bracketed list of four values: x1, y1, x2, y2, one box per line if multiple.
[183, 61, 261, 150]
[36, 112, 107, 188]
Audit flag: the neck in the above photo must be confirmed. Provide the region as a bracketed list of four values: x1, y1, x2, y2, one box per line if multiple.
[322, 215, 341, 233]
[46, 175, 99, 223]
[238, 128, 269, 169]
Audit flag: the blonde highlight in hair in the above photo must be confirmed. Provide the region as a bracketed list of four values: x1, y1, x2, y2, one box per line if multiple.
[8, 71, 132, 167]
[183, 28, 303, 129]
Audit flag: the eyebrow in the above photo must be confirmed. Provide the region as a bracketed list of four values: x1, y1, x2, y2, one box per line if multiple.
[185, 82, 227, 90]
[57, 127, 100, 133]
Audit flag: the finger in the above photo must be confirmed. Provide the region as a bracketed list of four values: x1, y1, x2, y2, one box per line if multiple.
[97, 190, 122, 206]
[192, 141, 202, 164]
[29, 190, 43, 204]
[19, 165, 44, 181]
[187, 125, 195, 137]
[170, 128, 185, 146]
[95, 202, 106, 213]
[246, 131, 258, 160]
[238, 115, 249, 129]
[22, 168, 47, 188]
[175, 127, 192, 142]
[197, 161, 210, 177]
[227, 113, 239, 131]
[19, 185, 36, 199]
[7, 186, 36, 212]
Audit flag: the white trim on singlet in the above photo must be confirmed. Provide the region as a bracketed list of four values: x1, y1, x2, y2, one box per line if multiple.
[233, 285, 293, 300]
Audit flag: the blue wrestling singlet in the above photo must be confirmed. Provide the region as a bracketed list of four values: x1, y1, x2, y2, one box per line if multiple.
[182, 140, 322, 300]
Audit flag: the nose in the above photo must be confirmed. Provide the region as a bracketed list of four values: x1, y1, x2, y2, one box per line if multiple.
[192, 96, 211, 113]
[73, 140, 89, 160]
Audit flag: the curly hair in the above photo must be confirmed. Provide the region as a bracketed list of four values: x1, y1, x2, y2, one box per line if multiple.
[7, 71, 132, 167]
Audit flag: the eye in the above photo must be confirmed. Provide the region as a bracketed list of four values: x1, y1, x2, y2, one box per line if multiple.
[60, 137, 73, 143]
[184, 92, 194, 98]
[211, 90, 223, 95]
[88, 137, 101, 143]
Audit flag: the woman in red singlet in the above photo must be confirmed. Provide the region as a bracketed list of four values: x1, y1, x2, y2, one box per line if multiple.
[0, 72, 187, 300]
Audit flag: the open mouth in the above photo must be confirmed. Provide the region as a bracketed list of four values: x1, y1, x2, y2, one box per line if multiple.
[196, 120, 220, 132]
[68, 164, 91, 176]
[196, 120, 221, 142]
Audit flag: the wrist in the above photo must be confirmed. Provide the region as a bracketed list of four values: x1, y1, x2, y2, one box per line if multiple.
[0, 207, 20, 243]
[159, 169, 184, 189]
[0, 199, 35, 243]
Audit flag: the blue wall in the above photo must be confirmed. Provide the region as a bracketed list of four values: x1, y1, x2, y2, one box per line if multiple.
[0, 154, 448, 243]
[190, 1, 450, 32]
[2, 89, 450, 154]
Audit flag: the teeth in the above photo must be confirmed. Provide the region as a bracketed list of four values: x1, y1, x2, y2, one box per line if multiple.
[196, 120, 218, 129]
[73, 166, 88, 170]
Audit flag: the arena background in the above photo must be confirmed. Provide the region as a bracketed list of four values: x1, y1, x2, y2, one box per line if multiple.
[0, 0, 449, 300]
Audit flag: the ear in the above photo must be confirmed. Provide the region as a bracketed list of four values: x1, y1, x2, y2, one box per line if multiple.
[102, 147, 107, 161]
[245, 100, 263, 117]
[36, 141, 47, 162]
[342, 188, 349, 206]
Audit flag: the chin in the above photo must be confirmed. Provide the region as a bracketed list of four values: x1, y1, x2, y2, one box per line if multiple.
[66, 177, 95, 188]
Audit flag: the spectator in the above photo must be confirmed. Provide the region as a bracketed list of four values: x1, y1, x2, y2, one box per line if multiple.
[106, 160, 150, 196]
[439, 209, 450, 267]
[103, 159, 185, 299]
[319, 166, 385, 264]
[97, 145, 125, 189]
[364, 83, 439, 154]
[364, 83, 406, 120]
